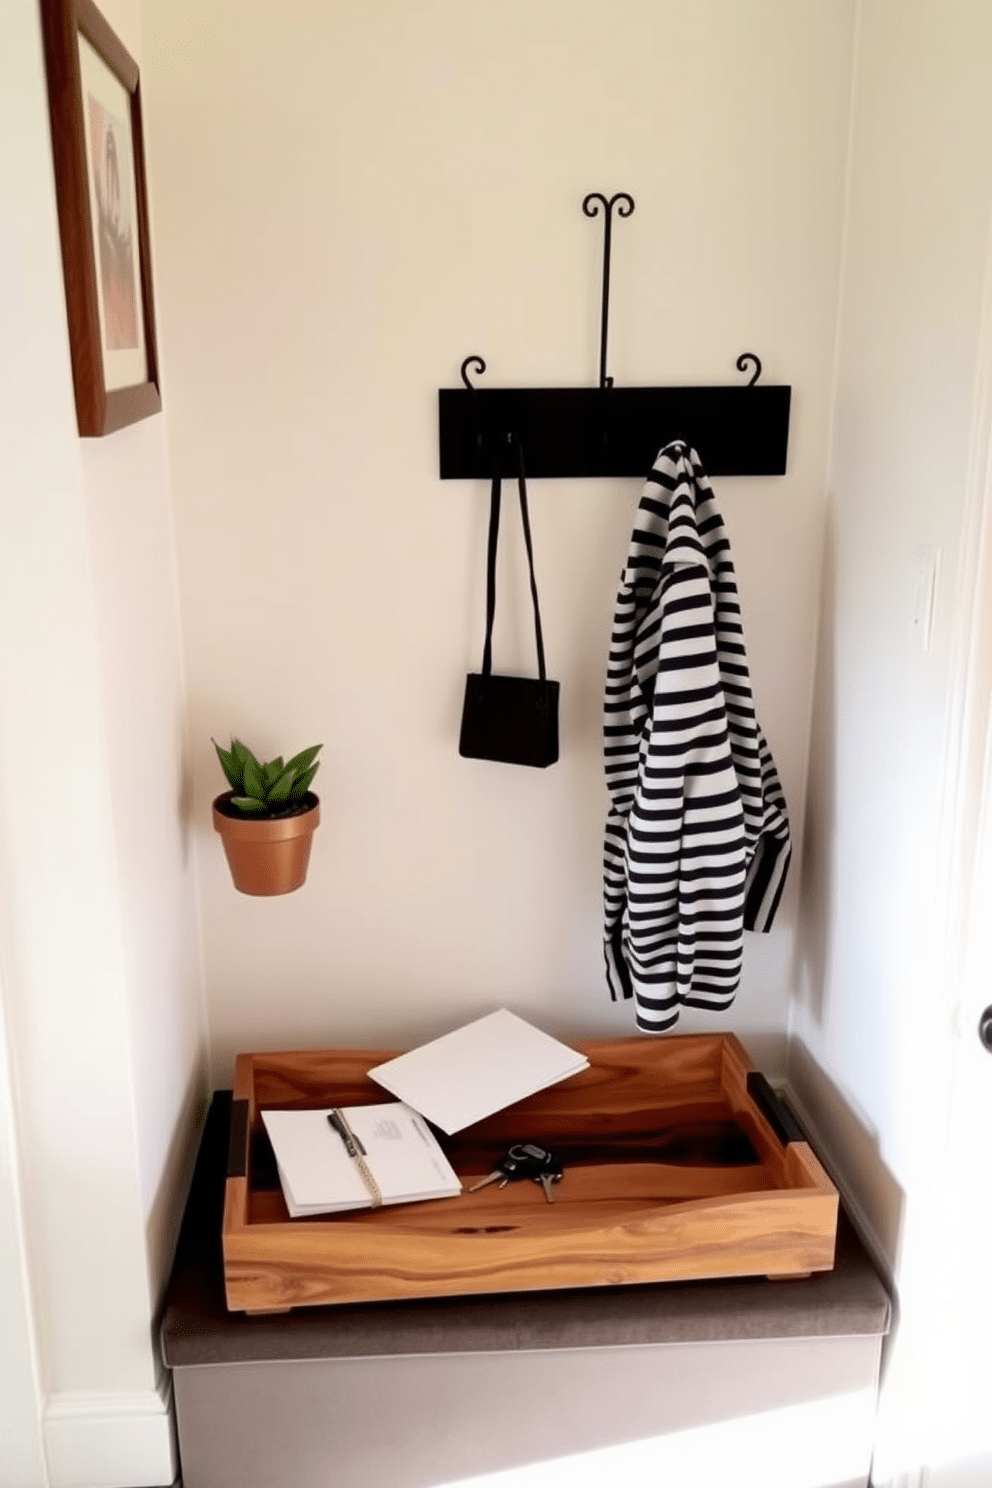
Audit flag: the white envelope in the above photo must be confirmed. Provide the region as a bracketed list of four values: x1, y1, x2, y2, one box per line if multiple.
[367, 1008, 589, 1133]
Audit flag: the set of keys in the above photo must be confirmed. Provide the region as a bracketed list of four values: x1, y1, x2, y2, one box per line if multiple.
[467, 1142, 563, 1203]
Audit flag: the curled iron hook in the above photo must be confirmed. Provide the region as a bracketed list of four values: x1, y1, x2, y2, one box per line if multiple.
[736, 352, 762, 387]
[582, 191, 635, 221]
[582, 193, 635, 388]
[460, 355, 488, 457]
[460, 355, 487, 391]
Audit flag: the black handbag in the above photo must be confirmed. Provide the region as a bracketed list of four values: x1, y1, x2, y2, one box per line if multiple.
[459, 438, 560, 768]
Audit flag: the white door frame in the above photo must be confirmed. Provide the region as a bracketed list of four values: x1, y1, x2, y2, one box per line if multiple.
[910, 193, 992, 1488]
[0, 968, 47, 1488]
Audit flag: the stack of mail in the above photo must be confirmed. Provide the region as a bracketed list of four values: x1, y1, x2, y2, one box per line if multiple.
[262, 1010, 588, 1218]
[262, 1101, 461, 1217]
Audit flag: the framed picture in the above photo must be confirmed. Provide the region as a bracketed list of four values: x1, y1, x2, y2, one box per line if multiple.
[41, 0, 161, 436]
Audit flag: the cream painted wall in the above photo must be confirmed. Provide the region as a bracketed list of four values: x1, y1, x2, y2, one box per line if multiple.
[790, 1, 992, 1481]
[0, 0, 205, 1482]
[80, 414, 208, 1307]
[76, 0, 208, 1314]
[1, 0, 154, 1400]
[142, 0, 855, 1080]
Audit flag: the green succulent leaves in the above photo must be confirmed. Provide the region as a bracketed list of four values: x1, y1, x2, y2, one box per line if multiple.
[213, 738, 321, 818]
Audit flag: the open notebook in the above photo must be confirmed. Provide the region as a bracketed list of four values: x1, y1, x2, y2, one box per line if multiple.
[262, 1102, 461, 1217]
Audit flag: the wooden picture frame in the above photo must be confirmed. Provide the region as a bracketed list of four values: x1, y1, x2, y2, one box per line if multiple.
[41, 0, 161, 436]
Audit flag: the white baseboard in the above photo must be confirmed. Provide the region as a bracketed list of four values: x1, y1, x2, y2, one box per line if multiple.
[43, 1381, 176, 1488]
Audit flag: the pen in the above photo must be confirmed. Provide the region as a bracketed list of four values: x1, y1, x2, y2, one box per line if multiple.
[327, 1108, 367, 1158]
[327, 1108, 381, 1207]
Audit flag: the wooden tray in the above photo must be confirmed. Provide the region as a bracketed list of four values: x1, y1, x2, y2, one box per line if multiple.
[223, 1033, 838, 1312]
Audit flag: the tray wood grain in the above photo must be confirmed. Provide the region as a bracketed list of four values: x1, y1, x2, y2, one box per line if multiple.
[223, 1034, 837, 1311]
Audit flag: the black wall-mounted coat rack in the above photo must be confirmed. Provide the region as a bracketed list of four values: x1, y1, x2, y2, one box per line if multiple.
[438, 192, 791, 480]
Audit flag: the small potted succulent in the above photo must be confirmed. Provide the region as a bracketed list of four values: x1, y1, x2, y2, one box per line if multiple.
[212, 738, 322, 896]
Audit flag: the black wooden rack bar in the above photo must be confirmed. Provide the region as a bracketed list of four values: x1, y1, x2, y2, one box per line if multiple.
[438, 377, 792, 480]
[438, 190, 791, 482]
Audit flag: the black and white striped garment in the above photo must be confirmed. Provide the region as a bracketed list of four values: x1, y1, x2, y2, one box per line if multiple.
[603, 441, 791, 1032]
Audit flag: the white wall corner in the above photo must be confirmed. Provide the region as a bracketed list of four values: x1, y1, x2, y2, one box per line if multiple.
[778, 1077, 937, 1488]
[43, 1382, 176, 1488]
[774, 1076, 894, 1291]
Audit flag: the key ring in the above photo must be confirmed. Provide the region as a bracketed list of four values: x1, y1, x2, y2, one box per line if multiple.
[506, 1143, 552, 1170]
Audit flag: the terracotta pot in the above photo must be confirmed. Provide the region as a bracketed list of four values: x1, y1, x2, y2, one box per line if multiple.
[212, 792, 320, 896]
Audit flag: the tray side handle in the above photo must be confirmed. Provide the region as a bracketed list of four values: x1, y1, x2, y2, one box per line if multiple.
[227, 1098, 250, 1179]
[745, 1072, 805, 1146]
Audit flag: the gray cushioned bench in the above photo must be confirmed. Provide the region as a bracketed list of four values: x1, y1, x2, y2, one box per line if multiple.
[161, 1092, 891, 1488]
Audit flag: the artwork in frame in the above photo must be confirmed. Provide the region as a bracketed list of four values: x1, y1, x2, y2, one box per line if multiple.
[40, 0, 161, 436]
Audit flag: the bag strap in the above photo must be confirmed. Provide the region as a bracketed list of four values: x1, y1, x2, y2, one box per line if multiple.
[481, 436, 548, 681]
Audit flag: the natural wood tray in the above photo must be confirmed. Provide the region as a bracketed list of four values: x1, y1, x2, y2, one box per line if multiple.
[223, 1033, 838, 1312]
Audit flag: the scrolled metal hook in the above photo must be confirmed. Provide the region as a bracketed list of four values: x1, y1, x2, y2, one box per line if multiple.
[582, 191, 635, 220]
[460, 355, 487, 391]
[736, 352, 762, 387]
[459, 355, 488, 457]
[583, 192, 636, 388]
